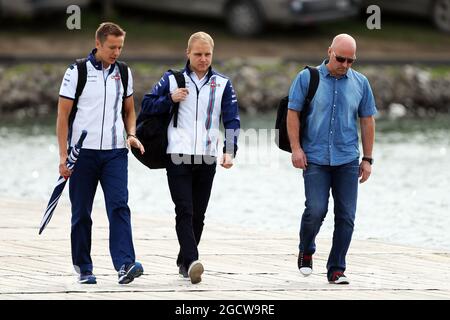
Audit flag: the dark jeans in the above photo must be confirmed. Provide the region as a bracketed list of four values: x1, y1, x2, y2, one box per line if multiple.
[166, 155, 216, 269]
[69, 148, 135, 273]
[299, 159, 359, 278]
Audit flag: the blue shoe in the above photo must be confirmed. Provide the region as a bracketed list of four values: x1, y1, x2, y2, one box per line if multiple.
[118, 262, 144, 284]
[78, 271, 97, 284]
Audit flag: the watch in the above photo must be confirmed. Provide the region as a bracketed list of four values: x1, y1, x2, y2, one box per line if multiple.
[362, 157, 373, 165]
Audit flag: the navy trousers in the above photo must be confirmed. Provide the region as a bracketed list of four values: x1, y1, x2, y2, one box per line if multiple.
[166, 155, 216, 269]
[69, 148, 135, 273]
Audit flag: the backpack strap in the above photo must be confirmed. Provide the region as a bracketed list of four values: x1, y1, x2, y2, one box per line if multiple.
[68, 58, 87, 144]
[168, 69, 186, 128]
[74, 58, 88, 101]
[116, 60, 129, 101]
[299, 66, 319, 144]
[304, 66, 319, 109]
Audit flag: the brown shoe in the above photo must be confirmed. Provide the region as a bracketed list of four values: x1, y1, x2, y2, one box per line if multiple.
[188, 260, 204, 284]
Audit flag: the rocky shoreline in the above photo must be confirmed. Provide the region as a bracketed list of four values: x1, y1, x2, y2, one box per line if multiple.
[1, 60, 449, 119]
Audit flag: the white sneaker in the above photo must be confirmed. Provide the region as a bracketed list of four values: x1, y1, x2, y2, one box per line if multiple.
[328, 272, 350, 284]
[188, 260, 204, 284]
[298, 253, 313, 277]
[300, 267, 313, 277]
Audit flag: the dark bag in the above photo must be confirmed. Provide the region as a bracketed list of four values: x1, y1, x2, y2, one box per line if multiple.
[274, 66, 319, 153]
[131, 70, 185, 169]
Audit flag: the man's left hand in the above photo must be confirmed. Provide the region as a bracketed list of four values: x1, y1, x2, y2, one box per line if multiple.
[127, 136, 145, 155]
[220, 153, 233, 169]
[359, 160, 372, 183]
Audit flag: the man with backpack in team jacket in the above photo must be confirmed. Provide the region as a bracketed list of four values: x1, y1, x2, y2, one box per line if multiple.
[286, 34, 377, 285]
[138, 31, 240, 284]
[56, 22, 145, 285]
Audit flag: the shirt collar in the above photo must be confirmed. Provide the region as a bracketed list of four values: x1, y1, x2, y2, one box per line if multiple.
[88, 48, 115, 74]
[320, 59, 350, 79]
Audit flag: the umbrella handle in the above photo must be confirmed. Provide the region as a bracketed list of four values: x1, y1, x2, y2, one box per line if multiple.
[75, 130, 88, 149]
[67, 130, 88, 170]
[40, 130, 88, 235]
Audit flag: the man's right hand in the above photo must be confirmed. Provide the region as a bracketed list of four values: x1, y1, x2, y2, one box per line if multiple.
[291, 148, 308, 169]
[59, 156, 72, 178]
[171, 88, 189, 103]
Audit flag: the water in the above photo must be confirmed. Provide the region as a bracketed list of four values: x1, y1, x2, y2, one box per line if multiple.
[0, 115, 449, 251]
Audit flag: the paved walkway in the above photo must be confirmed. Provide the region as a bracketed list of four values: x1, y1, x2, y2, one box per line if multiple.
[1, 199, 449, 299]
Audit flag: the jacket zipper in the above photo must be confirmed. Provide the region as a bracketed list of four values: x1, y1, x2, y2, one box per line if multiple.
[100, 69, 107, 150]
[194, 82, 210, 154]
[187, 72, 210, 155]
[194, 85, 199, 154]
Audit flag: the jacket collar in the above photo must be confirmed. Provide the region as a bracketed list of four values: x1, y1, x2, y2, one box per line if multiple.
[184, 60, 214, 82]
[88, 48, 116, 75]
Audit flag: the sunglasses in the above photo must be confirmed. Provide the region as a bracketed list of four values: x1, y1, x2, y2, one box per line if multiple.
[333, 51, 356, 64]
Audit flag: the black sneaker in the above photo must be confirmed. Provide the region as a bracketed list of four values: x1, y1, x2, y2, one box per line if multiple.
[78, 271, 97, 284]
[118, 261, 144, 284]
[178, 264, 189, 279]
[187, 260, 204, 284]
[297, 252, 313, 277]
[328, 271, 350, 284]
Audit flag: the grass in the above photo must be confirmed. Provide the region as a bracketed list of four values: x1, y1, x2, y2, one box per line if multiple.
[1, 64, 34, 79]
[0, 6, 226, 42]
[427, 66, 450, 78]
[316, 13, 450, 47]
[1, 7, 450, 48]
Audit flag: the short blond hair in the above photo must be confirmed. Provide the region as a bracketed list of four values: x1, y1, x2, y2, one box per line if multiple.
[187, 31, 214, 52]
[96, 22, 126, 44]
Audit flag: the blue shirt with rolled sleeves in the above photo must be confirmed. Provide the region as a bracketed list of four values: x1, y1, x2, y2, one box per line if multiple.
[288, 60, 377, 166]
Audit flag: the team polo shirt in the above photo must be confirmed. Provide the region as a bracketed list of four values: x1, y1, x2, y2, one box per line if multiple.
[59, 49, 134, 150]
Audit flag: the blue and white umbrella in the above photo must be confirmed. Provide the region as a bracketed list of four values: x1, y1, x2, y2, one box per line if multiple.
[39, 130, 87, 235]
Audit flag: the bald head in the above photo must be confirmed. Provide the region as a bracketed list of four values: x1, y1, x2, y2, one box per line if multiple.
[330, 34, 357, 52]
[327, 34, 357, 77]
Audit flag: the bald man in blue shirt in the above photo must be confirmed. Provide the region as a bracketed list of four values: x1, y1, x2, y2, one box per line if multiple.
[287, 34, 377, 285]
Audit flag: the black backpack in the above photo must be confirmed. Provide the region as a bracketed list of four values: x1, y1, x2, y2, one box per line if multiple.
[68, 58, 128, 143]
[131, 70, 185, 169]
[275, 66, 319, 153]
